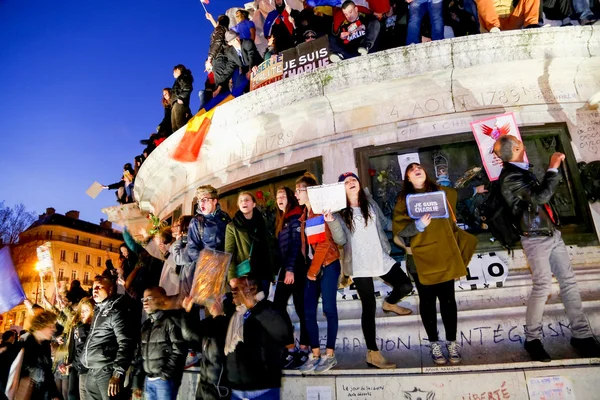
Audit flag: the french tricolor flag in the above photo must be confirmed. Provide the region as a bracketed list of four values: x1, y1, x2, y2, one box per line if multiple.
[305, 215, 327, 244]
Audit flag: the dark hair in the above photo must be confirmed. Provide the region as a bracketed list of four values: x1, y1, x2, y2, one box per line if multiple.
[217, 15, 230, 28]
[295, 172, 319, 187]
[173, 64, 186, 72]
[340, 183, 371, 232]
[275, 187, 299, 237]
[119, 243, 129, 258]
[342, 0, 356, 9]
[495, 135, 516, 162]
[236, 9, 250, 19]
[162, 88, 171, 108]
[399, 163, 439, 198]
[177, 215, 194, 235]
[145, 286, 167, 297]
[124, 163, 134, 175]
[93, 275, 117, 295]
[157, 227, 173, 245]
[1, 330, 15, 343]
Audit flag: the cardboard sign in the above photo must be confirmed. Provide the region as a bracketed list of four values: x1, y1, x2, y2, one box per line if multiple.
[250, 53, 284, 91]
[307, 182, 347, 214]
[190, 249, 232, 307]
[471, 112, 527, 181]
[86, 181, 104, 199]
[406, 191, 449, 219]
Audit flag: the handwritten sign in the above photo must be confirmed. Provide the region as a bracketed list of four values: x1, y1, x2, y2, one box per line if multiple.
[250, 53, 284, 91]
[398, 152, 421, 178]
[86, 181, 104, 199]
[471, 112, 527, 181]
[527, 376, 575, 400]
[406, 191, 449, 219]
[575, 110, 600, 162]
[307, 182, 347, 214]
[307, 386, 332, 400]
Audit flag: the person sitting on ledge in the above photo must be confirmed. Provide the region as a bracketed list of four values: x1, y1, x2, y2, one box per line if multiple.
[475, 0, 541, 32]
[329, 0, 381, 62]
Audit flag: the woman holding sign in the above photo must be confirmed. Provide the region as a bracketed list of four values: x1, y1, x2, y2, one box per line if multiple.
[393, 163, 481, 365]
[325, 172, 414, 369]
[295, 172, 341, 374]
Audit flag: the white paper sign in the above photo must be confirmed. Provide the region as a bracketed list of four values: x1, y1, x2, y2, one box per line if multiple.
[307, 386, 332, 400]
[574, 110, 600, 162]
[527, 376, 575, 400]
[398, 152, 421, 178]
[86, 181, 104, 199]
[307, 182, 347, 214]
[471, 112, 527, 181]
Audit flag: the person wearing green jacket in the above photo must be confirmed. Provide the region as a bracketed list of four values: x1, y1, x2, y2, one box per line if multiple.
[225, 191, 276, 296]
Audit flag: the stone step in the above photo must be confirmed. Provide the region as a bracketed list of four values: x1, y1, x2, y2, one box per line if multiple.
[287, 300, 600, 371]
[285, 266, 600, 323]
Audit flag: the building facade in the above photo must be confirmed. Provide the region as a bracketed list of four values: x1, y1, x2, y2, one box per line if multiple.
[0, 208, 122, 331]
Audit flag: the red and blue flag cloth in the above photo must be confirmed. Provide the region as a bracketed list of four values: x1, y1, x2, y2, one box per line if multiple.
[305, 215, 327, 244]
[307, 0, 341, 6]
[171, 74, 248, 162]
[0, 247, 26, 314]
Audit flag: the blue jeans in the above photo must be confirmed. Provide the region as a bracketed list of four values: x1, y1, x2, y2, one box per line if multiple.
[232, 388, 280, 400]
[407, 0, 444, 45]
[304, 260, 341, 350]
[125, 182, 134, 200]
[145, 378, 177, 400]
[572, 0, 595, 20]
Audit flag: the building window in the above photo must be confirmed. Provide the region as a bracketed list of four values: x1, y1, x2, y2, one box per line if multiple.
[73, 252, 79, 264]
[97, 256, 102, 267]
[109, 244, 113, 252]
[58, 268, 64, 280]
[84, 272, 90, 286]
[99, 240, 103, 249]
[85, 254, 91, 265]
[75, 235, 80, 244]
[71, 270, 77, 281]
[86, 238, 91, 246]
[46, 230, 53, 239]
[60, 250, 66, 261]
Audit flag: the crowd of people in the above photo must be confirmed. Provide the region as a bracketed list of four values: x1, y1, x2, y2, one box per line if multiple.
[102, 0, 599, 206]
[3, 134, 600, 399]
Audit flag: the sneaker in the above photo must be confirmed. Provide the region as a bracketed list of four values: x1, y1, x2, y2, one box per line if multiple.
[446, 341, 462, 364]
[298, 353, 321, 373]
[430, 342, 447, 365]
[293, 351, 310, 369]
[282, 351, 296, 369]
[314, 354, 338, 373]
[489, 27, 501, 33]
[329, 53, 344, 63]
[357, 46, 369, 56]
[570, 337, 600, 358]
[524, 339, 551, 362]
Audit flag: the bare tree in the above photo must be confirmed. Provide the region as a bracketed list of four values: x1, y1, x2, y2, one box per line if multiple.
[0, 201, 36, 245]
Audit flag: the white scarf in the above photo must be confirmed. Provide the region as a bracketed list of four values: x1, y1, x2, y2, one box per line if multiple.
[224, 291, 265, 355]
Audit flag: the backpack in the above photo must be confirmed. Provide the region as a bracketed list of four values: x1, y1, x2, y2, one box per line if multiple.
[480, 180, 521, 250]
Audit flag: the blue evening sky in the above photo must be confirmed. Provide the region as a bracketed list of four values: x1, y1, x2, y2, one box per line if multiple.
[0, 0, 241, 225]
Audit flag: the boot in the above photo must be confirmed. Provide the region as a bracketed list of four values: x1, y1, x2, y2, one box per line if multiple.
[366, 350, 396, 369]
[382, 301, 412, 315]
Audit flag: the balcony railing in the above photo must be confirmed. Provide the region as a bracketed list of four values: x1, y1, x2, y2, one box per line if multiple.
[18, 233, 120, 253]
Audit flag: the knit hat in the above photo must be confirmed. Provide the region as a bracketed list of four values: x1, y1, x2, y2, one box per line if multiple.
[338, 172, 360, 182]
[225, 30, 239, 43]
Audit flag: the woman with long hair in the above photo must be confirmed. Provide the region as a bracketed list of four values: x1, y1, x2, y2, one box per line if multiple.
[157, 88, 173, 137]
[65, 297, 94, 400]
[272, 186, 310, 369]
[232, 9, 256, 41]
[225, 191, 276, 296]
[393, 163, 481, 365]
[325, 172, 413, 369]
[170, 64, 194, 132]
[295, 172, 341, 374]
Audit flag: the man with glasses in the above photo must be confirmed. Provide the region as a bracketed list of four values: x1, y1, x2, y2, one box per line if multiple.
[187, 185, 232, 264]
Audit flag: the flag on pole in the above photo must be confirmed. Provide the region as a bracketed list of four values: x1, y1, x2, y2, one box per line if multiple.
[200, 0, 209, 3]
[0, 247, 26, 314]
[200, 0, 209, 13]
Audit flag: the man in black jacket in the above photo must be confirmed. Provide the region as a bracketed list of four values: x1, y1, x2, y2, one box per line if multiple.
[212, 30, 263, 94]
[132, 287, 186, 400]
[494, 136, 600, 362]
[81, 276, 135, 400]
[205, 13, 230, 73]
[170, 64, 194, 132]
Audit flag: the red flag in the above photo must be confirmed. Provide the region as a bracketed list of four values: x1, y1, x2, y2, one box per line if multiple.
[201, 0, 209, 3]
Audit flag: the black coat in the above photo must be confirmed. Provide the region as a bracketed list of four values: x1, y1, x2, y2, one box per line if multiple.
[226, 299, 289, 391]
[208, 25, 228, 60]
[69, 322, 90, 373]
[9, 335, 60, 400]
[277, 206, 304, 273]
[157, 105, 172, 136]
[171, 70, 194, 107]
[81, 295, 135, 373]
[498, 163, 561, 235]
[132, 311, 187, 389]
[213, 40, 263, 86]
